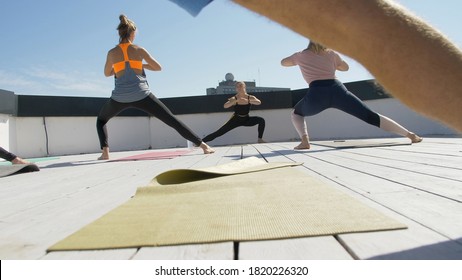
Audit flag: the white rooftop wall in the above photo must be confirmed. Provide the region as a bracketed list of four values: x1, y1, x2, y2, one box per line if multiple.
[0, 98, 457, 158]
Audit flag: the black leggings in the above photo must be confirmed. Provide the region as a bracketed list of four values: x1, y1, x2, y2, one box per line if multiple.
[96, 94, 202, 149]
[202, 114, 265, 142]
[0, 146, 17, 162]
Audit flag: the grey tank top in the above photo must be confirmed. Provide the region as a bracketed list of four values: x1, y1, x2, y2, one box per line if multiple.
[111, 62, 150, 103]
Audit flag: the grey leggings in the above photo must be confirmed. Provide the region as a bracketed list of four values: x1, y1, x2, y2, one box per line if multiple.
[96, 93, 202, 149]
[293, 79, 380, 126]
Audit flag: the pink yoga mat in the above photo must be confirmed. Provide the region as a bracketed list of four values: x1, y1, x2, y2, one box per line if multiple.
[111, 149, 192, 162]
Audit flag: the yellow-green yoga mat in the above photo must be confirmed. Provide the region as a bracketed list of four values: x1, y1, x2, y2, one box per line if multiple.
[48, 157, 406, 251]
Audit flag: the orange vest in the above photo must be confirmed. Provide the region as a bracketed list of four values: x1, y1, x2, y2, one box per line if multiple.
[112, 43, 143, 73]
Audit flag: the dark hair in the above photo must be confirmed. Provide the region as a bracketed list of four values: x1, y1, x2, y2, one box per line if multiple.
[117, 14, 136, 43]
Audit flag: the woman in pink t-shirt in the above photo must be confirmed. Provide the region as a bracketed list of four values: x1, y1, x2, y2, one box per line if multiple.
[281, 41, 422, 149]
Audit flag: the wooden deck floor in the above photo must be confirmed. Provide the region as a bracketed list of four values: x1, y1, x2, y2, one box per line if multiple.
[1, 137, 461, 260]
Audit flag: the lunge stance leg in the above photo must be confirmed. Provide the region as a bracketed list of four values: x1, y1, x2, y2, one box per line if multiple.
[135, 94, 214, 153]
[379, 115, 422, 143]
[96, 99, 129, 159]
[332, 84, 422, 143]
[291, 110, 310, 149]
[202, 116, 242, 143]
[241, 116, 266, 142]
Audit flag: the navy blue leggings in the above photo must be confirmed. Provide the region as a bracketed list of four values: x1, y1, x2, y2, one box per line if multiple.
[96, 93, 202, 149]
[202, 114, 265, 142]
[293, 79, 380, 127]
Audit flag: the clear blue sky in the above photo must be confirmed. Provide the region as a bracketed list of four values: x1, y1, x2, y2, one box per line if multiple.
[1, 0, 460, 98]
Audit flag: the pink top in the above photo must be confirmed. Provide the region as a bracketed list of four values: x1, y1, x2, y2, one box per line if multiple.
[286, 49, 344, 84]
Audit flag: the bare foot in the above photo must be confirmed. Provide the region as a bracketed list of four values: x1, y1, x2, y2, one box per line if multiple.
[407, 132, 423, 143]
[98, 147, 110, 160]
[199, 142, 215, 154]
[257, 138, 266, 143]
[294, 135, 310, 150]
[294, 143, 311, 150]
[12, 157, 30, 164]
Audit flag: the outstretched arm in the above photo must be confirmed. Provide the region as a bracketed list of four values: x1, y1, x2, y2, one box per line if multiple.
[233, 0, 462, 131]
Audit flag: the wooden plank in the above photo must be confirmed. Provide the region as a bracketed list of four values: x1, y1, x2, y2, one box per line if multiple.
[337, 147, 462, 171]
[192, 145, 243, 167]
[338, 212, 462, 260]
[0, 161, 162, 218]
[129, 145, 243, 260]
[268, 141, 460, 196]
[241, 144, 265, 160]
[133, 242, 234, 260]
[307, 150, 462, 201]
[41, 249, 137, 260]
[0, 148, 234, 259]
[332, 150, 462, 183]
[0, 148, 215, 219]
[247, 143, 286, 162]
[0, 169, 150, 259]
[276, 145, 462, 233]
[237, 143, 354, 260]
[2, 140, 461, 260]
[239, 236, 353, 260]
[271, 142, 462, 259]
[63, 147, 243, 260]
[377, 142, 462, 157]
[334, 190, 462, 259]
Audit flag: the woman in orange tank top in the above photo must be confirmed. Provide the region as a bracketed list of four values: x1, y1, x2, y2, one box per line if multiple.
[96, 15, 214, 159]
